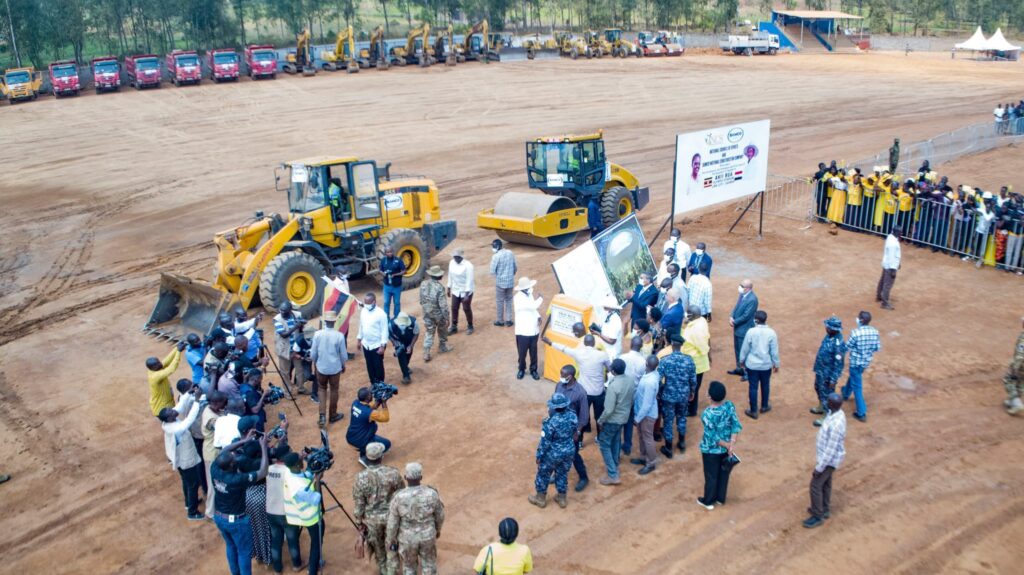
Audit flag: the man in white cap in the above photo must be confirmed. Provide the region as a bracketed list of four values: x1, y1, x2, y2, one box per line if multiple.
[513, 276, 543, 380]
[593, 295, 624, 359]
[389, 312, 420, 384]
[447, 248, 475, 335]
[312, 311, 347, 427]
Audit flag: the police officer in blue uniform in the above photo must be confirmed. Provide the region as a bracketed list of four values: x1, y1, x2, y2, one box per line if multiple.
[528, 393, 579, 510]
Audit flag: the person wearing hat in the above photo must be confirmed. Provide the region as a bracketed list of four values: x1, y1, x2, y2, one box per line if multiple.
[353, 442, 405, 574]
[419, 265, 453, 361]
[803, 393, 846, 529]
[513, 277, 544, 380]
[592, 295, 624, 359]
[386, 462, 445, 575]
[529, 393, 579, 508]
[811, 316, 846, 427]
[389, 312, 420, 384]
[696, 381, 742, 510]
[877, 225, 902, 310]
[447, 247, 476, 335]
[473, 517, 533, 575]
[489, 239, 518, 327]
[311, 310, 348, 427]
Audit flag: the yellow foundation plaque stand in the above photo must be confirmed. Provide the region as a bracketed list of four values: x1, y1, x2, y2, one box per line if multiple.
[542, 294, 594, 382]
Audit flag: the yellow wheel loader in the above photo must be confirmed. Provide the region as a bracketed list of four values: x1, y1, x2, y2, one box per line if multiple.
[320, 25, 363, 72]
[284, 29, 317, 75]
[146, 158, 457, 341]
[604, 28, 643, 58]
[1, 67, 44, 103]
[477, 131, 649, 249]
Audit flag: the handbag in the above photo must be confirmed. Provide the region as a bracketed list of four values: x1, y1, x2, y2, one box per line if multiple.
[721, 452, 741, 472]
[476, 544, 494, 575]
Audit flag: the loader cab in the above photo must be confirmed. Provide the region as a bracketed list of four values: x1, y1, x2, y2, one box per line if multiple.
[278, 158, 381, 224]
[604, 29, 623, 43]
[526, 137, 607, 199]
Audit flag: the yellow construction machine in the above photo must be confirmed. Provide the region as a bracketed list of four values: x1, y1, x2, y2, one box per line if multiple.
[477, 131, 649, 249]
[462, 20, 501, 62]
[320, 25, 363, 72]
[1, 67, 43, 103]
[433, 24, 462, 65]
[284, 29, 317, 75]
[146, 158, 457, 341]
[604, 29, 643, 57]
[585, 30, 612, 58]
[556, 32, 591, 59]
[524, 34, 559, 60]
[359, 26, 390, 70]
[390, 24, 433, 67]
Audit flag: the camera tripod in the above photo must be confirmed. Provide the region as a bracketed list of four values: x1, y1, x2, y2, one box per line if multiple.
[308, 477, 365, 574]
[259, 344, 303, 416]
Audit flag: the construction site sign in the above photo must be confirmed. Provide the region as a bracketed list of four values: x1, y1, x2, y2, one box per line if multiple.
[672, 119, 770, 214]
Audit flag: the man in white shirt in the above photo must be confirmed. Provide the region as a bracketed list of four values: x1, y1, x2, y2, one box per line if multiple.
[357, 292, 389, 385]
[594, 296, 624, 359]
[543, 333, 610, 438]
[447, 248, 476, 335]
[513, 277, 543, 380]
[877, 225, 902, 310]
[158, 388, 204, 521]
[662, 228, 691, 280]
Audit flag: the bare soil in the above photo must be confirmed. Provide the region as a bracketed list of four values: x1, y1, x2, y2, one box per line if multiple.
[0, 51, 1022, 574]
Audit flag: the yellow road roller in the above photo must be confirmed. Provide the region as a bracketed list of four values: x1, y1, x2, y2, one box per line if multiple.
[477, 131, 649, 249]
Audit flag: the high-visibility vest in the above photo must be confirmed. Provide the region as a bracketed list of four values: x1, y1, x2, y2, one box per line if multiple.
[283, 472, 320, 527]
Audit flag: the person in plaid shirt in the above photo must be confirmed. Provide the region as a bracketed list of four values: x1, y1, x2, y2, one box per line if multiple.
[803, 393, 846, 529]
[489, 239, 518, 327]
[686, 261, 713, 320]
[842, 311, 881, 423]
[811, 315, 846, 427]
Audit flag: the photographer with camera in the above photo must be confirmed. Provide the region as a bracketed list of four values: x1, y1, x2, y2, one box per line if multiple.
[353, 442, 405, 574]
[211, 429, 269, 575]
[272, 302, 304, 385]
[203, 342, 231, 393]
[290, 324, 317, 401]
[235, 309, 266, 362]
[389, 312, 420, 384]
[282, 451, 324, 575]
[346, 387, 391, 466]
[158, 382, 204, 521]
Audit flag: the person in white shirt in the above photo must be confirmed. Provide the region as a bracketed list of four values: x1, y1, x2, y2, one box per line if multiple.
[357, 292, 389, 385]
[158, 388, 205, 520]
[447, 248, 476, 335]
[662, 228, 691, 280]
[656, 248, 674, 285]
[877, 226, 902, 310]
[593, 296, 624, 359]
[512, 277, 543, 380]
[971, 194, 997, 268]
[543, 333, 610, 437]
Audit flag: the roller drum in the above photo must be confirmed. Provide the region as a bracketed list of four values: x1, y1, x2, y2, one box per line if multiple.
[493, 192, 579, 249]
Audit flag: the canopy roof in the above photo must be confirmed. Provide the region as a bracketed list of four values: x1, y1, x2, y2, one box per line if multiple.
[955, 26, 989, 51]
[987, 28, 1021, 52]
[773, 10, 862, 20]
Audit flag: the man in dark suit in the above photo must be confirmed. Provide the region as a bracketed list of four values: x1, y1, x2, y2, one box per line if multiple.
[686, 243, 713, 278]
[625, 273, 659, 327]
[660, 288, 685, 341]
[727, 279, 758, 381]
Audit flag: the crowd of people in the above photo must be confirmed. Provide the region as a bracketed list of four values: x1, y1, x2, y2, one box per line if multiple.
[813, 158, 1024, 273]
[994, 99, 1024, 135]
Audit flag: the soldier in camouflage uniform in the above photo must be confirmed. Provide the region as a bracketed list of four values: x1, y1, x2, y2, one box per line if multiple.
[386, 462, 445, 575]
[418, 266, 453, 362]
[811, 316, 846, 427]
[528, 393, 579, 509]
[352, 442, 405, 574]
[1004, 317, 1024, 416]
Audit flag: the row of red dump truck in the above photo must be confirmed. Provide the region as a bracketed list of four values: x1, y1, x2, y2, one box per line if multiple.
[27, 45, 279, 98]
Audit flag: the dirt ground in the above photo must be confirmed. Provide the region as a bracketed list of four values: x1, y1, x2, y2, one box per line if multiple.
[1, 52, 1022, 575]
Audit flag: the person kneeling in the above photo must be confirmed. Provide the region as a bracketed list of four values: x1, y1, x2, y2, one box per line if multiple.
[346, 387, 391, 466]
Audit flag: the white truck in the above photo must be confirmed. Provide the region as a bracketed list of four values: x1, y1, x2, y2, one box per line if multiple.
[719, 32, 780, 56]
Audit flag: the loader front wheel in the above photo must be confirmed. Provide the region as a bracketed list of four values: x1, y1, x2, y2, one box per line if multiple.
[259, 251, 326, 317]
[377, 228, 428, 290]
[599, 186, 633, 228]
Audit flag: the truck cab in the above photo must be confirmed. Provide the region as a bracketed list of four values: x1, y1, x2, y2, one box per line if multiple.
[167, 50, 202, 86]
[91, 57, 121, 92]
[1, 67, 43, 103]
[126, 55, 162, 89]
[48, 61, 80, 97]
[208, 49, 239, 82]
[246, 45, 278, 79]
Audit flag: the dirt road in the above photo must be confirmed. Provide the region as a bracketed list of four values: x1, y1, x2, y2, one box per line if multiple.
[0, 52, 1021, 574]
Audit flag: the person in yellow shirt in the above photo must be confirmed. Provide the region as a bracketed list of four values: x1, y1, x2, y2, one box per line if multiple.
[846, 171, 864, 228]
[681, 306, 711, 416]
[862, 173, 877, 230]
[826, 176, 848, 230]
[147, 342, 186, 417]
[896, 180, 917, 238]
[473, 517, 533, 575]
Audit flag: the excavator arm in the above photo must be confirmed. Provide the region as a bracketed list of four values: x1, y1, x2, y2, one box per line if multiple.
[462, 20, 488, 53]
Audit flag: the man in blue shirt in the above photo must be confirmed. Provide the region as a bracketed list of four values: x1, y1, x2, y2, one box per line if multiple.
[686, 242, 713, 278]
[630, 355, 661, 475]
[842, 311, 881, 423]
[379, 246, 406, 319]
[587, 195, 603, 238]
[346, 387, 391, 465]
[185, 333, 207, 388]
[812, 316, 846, 427]
[657, 335, 696, 457]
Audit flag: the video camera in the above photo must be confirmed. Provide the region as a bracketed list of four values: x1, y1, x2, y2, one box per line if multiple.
[265, 384, 286, 405]
[304, 429, 335, 474]
[371, 381, 399, 403]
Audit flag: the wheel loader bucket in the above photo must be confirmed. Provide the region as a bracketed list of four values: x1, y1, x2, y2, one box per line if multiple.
[144, 272, 239, 342]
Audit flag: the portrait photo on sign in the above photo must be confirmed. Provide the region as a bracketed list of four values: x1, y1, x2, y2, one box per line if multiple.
[592, 214, 656, 303]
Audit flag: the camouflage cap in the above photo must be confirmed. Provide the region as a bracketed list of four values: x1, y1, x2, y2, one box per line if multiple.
[405, 462, 423, 480]
[365, 442, 386, 461]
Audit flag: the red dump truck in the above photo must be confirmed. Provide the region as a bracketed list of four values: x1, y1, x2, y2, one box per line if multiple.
[125, 54, 162, 89]
[91, 57, 121, 92]
[48, 60, 81, 97]
[207, 48, 240, 82]
[245, 44, 278, 79]
[166, 49, 202, 86]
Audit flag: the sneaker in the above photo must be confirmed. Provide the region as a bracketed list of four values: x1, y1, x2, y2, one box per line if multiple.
[809, 405, 824, 414]
[638, 464, 656, 475]
[358, 456, 369, 468]
[574, 478, 589, 492]
[806, 507, 831, 519]
[466, 326, 475, 335]
[696, 497, 714, 510]
[744, 409, 758, 420]
[310, 395, 320, 405]
[187, 512, 205, 521]
[802, 516, 825, 529]
[598, 476, 621, 486]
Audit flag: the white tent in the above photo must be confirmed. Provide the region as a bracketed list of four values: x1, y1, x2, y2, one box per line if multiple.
[986, 28, 1021, 52]
[955, 26, 989, 51]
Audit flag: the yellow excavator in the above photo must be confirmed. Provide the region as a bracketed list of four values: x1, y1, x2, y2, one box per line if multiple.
[390, 24, 433, 67]
[284, 29, 317, 75]
[433, 24, 462, 66]
[477, 131, 649, 249]
[145, 158, 458, 341]
[360, 25, 390, 70]
[320, 25, 362, 72]
[462, 20, 500, 63]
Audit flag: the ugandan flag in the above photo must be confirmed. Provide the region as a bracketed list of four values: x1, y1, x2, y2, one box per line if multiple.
[321, 277, 358, 335]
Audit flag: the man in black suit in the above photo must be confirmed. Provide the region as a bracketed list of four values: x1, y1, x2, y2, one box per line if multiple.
[727, 279, 758, 382]
[625, 272, 659, 329]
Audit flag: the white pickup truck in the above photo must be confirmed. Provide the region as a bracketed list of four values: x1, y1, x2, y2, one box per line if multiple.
[719, 32, 780, 56]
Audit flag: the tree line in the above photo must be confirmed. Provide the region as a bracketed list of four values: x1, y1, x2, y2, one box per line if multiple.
[2, 0, 1022, 68]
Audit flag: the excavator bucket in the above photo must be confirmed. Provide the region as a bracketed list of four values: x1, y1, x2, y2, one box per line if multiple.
[144, 272, 239, 342]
